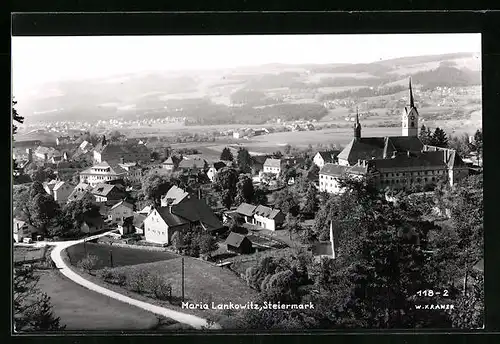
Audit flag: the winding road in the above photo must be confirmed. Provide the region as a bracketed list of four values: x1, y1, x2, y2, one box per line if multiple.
[47, 232, 219, 330]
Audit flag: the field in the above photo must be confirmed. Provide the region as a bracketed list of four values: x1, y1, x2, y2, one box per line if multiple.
[14, 246, 47, 264]
[66, 243, 178, 270]
[109, 257, 257, 306]
[35, 269, 168, 330]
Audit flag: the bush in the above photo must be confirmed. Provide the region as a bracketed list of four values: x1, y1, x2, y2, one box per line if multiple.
[98, 267, 114, 282]
[77, 254, 100, 274]
[128, 269, 149, 293]
[115, 272, 127, 286]
[146, 273, 172, 300]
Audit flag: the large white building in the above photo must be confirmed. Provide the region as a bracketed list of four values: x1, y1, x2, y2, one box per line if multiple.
[79, 161, 128, 186]
[319, 78, 469, 194]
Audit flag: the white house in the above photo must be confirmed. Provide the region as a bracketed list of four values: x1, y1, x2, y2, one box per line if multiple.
[44, 180, 75, 203]
[108, 200, 134, 224]
[13, 219, 39, 243]
[143, 207, 190, 245]
[263, 158, 283, 176]
[313, 151, 339, 169]
[233, 203, 285, 231]
[319, 163, 367, 194]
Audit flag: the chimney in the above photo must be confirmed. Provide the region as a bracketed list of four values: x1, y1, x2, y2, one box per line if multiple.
[330, 221, 336, 259]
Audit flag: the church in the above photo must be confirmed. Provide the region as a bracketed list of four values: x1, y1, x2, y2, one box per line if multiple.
[319, 78, 469, 194]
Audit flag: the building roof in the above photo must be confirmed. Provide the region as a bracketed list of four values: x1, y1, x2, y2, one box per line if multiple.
[68, 189, 93, 202]
[423, 145, 467, 169]
[111, 200, 134, 211]
[171, 198, 223, 231]
[133, 213, 147, 228]
[161, 185, 192, 205]
[155, 207, 190, 227]
[178, 157, 207, 169]
[337, 136, 424, 166]
[52, 180, 67, 191]
[80, 161, 128, 176]
[91, 183, 119, 197]
[316, 151, 340, 163]
[163, 157, 175, 165]
[225, 232, 250, 248]
[254, 205, 282, 219]
[213, 161, 227, 171]
[138, 205, 152, 215]
[13, 218, 33, 234]
[74, 182, 91, 191]
[320, 163, 370, 177]
[251, 155, 269, 165]
[235, 203, 257, 217]
[264, 158, 283, 168]
[368, 151, 447, 170]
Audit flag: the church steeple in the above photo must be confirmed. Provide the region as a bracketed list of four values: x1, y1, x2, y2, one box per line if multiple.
[402, 77, 419, 137]
[409, 77, 415, 108]
[353, 107, 361, 140]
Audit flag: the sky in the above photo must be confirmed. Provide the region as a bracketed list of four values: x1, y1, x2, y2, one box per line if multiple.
[12, 33, 480, 94]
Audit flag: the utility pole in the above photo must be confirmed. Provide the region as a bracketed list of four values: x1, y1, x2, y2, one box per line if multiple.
[109, 250, 113, 268]
[181, 257, 185, 302]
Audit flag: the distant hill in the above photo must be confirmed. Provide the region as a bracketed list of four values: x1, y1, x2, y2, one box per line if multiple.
[14, 52, 481, 125]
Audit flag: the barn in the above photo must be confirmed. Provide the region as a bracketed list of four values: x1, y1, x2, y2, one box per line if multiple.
[225, 232, 253, 254]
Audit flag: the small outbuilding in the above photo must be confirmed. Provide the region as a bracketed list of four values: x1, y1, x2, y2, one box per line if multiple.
[225, 232, 253, 254]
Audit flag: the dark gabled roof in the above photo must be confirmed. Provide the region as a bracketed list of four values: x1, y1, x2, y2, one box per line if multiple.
[423, 145, 467, 169]
[155, 207, 190, 227]
[317, 151, 340, 162]
[225, 232, 250, 248]
[171, 198, 223, 230]
[264, 158, 283, 168]
[337, 137, 386, 165]
[369, 151, 447, 170]
[387, 136, 424, 153]
[91, 183, 119, 197]
[338, 136, 425, 166]
[251, 155, 269, 165]
[235, 203, 257, 217]
[254, 205, 282, 219]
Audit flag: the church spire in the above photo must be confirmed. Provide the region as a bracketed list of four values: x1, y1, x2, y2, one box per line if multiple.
[353, 107, 361, 140]
[409, 77, 415, 108]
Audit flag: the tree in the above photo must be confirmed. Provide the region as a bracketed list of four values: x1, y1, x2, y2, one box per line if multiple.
[196, 233, 218, 258]
[235, 174, 255, 205]
[28, 166, 56, 183]
[450, 274, 484, 328]
[307, 164, 320, 181]
[140, 173, 177, 207]
[419, 125, 433, 145]
[13, 266, 65, 332]
[472, 129, 483, 165]
[253, 187, 268, 206]
[220, 147, 234, 161]
[12, 99, 25, 175]
[214, 167, 239, 209]
[109, 130, 124, 142]
[272, 151, 284, 159]
[57, 199, 100, 237]
[150, 151, 160, 161]
[170, 231, 184, 250]
[273, 188, 300, 217]
[30, 193, 60, 234]
[448, 133, 472, 157]
[302, 183, 319, 215]
[237, 147, 252, 174]
[77, 254, 100, 274]
[283, 144, 292, 155]
[432, 127, 449, 148]
[284, 213, 302, 241]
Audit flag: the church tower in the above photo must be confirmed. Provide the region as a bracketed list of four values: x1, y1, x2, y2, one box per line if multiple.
[353, 107, 361, 140]
[402, 77, 419, 137]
